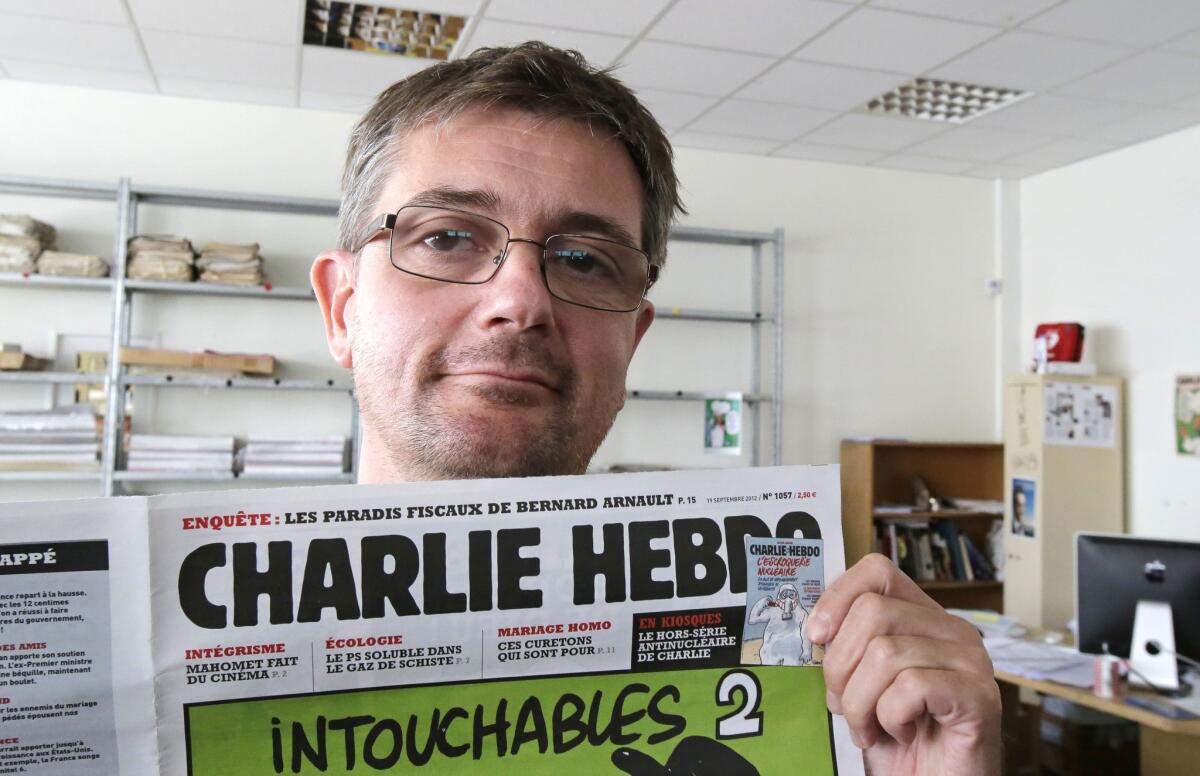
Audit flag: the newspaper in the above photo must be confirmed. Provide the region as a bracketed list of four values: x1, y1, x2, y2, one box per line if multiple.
[0, 465, 863, 775]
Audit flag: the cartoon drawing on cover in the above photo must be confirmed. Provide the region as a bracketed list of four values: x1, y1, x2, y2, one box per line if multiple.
[747, 583, 811, 666]
[612, 736, 760, 775]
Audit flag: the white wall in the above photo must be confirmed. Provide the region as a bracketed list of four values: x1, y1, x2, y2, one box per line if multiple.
[1021, 125, 1200, 541]
[0, 79, 1001, 500]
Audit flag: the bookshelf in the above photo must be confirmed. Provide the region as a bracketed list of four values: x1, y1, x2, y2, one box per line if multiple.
[841, 439, 1004, 612]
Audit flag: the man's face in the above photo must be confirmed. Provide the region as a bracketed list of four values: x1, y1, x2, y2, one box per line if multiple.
[335, 107, 654, 481]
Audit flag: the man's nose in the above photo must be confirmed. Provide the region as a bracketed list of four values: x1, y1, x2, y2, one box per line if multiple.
[473, 240, 555, 331]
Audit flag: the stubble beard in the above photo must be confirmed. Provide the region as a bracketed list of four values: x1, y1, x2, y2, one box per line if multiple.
[354, 335, 625, 480]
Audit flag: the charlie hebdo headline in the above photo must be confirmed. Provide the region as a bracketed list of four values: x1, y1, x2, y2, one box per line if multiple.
[2, 466, 851, 775]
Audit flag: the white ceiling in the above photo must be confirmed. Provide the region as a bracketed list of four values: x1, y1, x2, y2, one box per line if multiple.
[2, 0, 1200, 180]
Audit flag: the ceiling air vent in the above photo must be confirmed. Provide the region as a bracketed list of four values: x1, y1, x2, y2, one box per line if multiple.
[304, 1, 466, 61]
[864, 78, 1028, 123]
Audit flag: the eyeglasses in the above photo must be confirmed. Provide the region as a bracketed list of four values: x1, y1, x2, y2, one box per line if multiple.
[356, 205, 658, 313]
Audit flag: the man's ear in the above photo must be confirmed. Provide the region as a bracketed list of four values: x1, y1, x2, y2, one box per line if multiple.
[631, 298, 655, 355]
[311, 249, 356, 368]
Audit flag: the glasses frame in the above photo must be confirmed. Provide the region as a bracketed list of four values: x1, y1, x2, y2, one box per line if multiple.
[355, 205, 659, 313]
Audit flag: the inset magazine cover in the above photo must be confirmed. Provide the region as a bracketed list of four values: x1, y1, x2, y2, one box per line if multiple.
[741, 537, 825, 667]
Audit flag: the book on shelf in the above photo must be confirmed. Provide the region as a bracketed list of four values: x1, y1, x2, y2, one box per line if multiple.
[240, 464, 346, 477]
[127, 434, 235, 453]
[0, 405, 97, 432]
[0, 442, 100, 454]
[126, 453, 234, 470]
[876, 517, 996, 584]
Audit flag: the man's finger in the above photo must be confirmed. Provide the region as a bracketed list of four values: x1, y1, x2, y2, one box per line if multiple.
[874, 667, 1001, 755]
[822, 593, 982, 697]
[805, 554, 940, 644]
[837, 635, 993, 748]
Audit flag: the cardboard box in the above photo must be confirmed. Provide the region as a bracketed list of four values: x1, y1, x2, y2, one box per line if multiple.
[118, 347, 275, 376]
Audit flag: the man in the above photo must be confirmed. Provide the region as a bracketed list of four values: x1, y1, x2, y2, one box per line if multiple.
[312, 42, 1000, 775]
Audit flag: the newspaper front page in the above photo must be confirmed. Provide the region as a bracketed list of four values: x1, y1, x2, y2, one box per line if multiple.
[2, 465, 863, 775]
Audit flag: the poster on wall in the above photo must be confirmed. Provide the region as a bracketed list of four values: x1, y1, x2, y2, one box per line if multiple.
[704, 393, 743, 456]
[1011, 478, 1037, 538]
[1043, 382, 1117, 447]
[1177, 375, 1200, 456]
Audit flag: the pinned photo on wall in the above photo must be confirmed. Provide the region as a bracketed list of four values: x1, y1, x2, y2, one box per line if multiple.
[1177, 375, 1200, 457]
[704, 393, 742, 456]
[1011, 478, 1037, 538]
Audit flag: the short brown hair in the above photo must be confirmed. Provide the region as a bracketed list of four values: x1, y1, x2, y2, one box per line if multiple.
[338, 41, 684, 270]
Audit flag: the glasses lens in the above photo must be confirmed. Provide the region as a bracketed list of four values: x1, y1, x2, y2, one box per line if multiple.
[389, 206, 508, 282]
[544, 235, 649, 312]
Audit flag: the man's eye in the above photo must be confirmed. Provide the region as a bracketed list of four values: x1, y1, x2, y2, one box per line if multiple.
[554, 248, 614, 277]
[422, 229, 474, 252]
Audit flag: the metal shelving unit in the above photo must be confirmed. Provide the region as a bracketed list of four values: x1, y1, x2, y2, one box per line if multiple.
[1, 174, 785, 491]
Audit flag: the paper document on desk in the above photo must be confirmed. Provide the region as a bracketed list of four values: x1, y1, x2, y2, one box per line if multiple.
[985, 636, 1094, 688]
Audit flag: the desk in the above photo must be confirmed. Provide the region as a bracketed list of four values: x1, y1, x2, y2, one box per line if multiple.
[996, 670, 1200, 776]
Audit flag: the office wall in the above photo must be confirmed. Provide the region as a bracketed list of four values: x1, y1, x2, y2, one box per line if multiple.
[1021, 126, 1200, 541]
[0, 79, 1000, 499]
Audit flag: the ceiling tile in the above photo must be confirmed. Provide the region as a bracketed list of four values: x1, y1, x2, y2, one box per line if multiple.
[968, 94, 1141, 135]
[867, 0, 1060, 27]
[1163, 28, 1200, 56]
[686, 99, 837, 140]
[736, 60, 905, 111]
[902, 125, 1055, 161]
[460, 19, 630, 67]
[647, 0, 852, 56]
[999, 137, 1117, 168]
[962, 162, 1039, 179]
[410, 0, 481, 14]
[300, 45, 433, 98]
[615, 41, 775, 96]
[871, 154, 978, 173]
[127, 0, 302, 45]
[794, 8, 999, 73]
[1081, 108, 1200, 144]
[800, 112, 950, 151]
[142, 30, 296, 88]
[1023, 0, 1200, 48]
[0, 13, 144, 70]
[633, 89, 721, 130]
[0, 59, 154, 91]
[485, 0, 671, 37]
[929, 30, 1133, 92]
[1054, 52, 1200, 106]
[670, 131, 783, 155]
[771, 142, 884, 163]
[299, 89, 375, 113]
[157, 76, 296, 107]
[0, 0, 126, 25]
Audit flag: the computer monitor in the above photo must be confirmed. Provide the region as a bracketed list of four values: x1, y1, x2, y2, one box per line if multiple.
[1076, 533, 1200, 689]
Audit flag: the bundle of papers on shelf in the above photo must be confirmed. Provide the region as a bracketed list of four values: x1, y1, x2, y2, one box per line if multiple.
[240, 434, 347, 477]
[126, 434, 236, 474]
[37, 250, 110, 278]
[0, 213, 56, 273]
[197, 241, 264, 286]
[0, 404, 100, 471]
[127, 234, 194, 282]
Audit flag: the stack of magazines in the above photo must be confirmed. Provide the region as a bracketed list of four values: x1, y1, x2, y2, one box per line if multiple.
[0, 404, 100, 471]
[197, 242, 264, 286]
[0, 214, 56, 274]
[126, 235, 195, 281]
[126, 434, 235, 475]
[240, 435, 347, 478]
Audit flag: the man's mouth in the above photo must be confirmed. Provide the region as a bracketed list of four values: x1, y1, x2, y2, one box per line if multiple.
[443, 369, 560, 394]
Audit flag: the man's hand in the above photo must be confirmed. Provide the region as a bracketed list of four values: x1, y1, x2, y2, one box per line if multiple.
[805, 554, 1001, 776]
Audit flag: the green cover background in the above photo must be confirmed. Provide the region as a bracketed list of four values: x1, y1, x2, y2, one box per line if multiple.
[187, 666, 833, 774]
